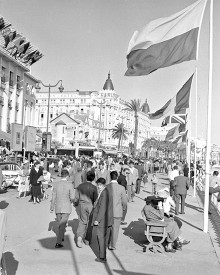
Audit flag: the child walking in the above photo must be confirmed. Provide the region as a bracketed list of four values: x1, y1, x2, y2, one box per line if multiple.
[151, 174, 158, 195]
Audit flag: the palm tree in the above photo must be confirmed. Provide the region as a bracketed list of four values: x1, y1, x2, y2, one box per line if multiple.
[124, 99, 143, 156]
[112, 123, 128, 150]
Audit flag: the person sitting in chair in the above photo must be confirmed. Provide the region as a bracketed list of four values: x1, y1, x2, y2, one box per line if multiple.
[141, 196, 187, 253]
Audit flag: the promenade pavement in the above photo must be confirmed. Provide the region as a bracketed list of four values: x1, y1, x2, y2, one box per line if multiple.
[1, 172, 220, 275]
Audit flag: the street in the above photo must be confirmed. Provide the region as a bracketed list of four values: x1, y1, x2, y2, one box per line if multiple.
[1, 173, 220, 275]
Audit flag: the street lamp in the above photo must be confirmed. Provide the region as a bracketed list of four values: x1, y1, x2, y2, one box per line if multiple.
[35, 80, 64, 132]
[93, 99, 105, 151]
[35, 80, 64, 154]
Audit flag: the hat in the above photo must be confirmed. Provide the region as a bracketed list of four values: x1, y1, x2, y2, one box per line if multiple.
[144, 196, 155, 204]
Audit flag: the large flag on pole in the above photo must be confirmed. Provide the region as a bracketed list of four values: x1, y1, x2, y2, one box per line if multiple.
[149, 74, 194, 120]
[125, 0, 207, 76]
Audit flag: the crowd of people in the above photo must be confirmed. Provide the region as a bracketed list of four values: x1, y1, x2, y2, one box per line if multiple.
[2, 152, 220, 261]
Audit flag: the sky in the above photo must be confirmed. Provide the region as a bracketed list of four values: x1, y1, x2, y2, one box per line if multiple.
[1, 0, 220, 144]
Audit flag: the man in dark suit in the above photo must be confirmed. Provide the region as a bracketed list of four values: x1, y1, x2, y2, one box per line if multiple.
[74, 171, 98, 248]
[173, 170, 190, 215]
[92, 178, 113, 263]
[135, 161, 145, 194]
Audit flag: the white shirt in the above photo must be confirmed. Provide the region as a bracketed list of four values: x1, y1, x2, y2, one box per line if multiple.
[163, 196, 175, 215]
[169, 169, 179, 181]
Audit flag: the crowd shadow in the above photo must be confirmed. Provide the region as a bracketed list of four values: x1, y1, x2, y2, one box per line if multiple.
[38, 235, 80, 275]
[0, 201, 9, 209]
[122, 219, 147, 247]
[109, 250, 156, 275]
[0, 189, 7, 194]
[4, 251, 19, 275]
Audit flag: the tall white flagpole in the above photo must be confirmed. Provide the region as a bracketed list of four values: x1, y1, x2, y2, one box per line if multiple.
[187, 100, 191, 181]
[204, 0, 213, 233]
[193, 0, 208, 197]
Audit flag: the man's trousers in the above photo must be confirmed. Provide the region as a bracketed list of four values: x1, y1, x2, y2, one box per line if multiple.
[109, 217, 121, 248]
[174, 194, 186, 213]
[77, 202, 93, 239]
[56, 213, 70, 244]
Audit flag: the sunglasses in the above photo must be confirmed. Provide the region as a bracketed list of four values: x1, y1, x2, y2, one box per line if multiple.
[126, 172, 130, 175]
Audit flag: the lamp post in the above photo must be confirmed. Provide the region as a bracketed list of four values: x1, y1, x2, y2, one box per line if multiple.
[35, 80, 64, 153]
[97, 99, 105, 151]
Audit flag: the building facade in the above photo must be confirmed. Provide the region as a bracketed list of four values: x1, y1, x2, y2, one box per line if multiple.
[0, 16, 42, 151]
[35, 73, 151, 150]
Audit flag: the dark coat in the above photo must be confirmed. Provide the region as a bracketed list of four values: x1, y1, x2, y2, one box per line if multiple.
[117, 174, 127, 190]
[173, 175, 190, 195]
[29, 167, 43, 186]
[92, 188, 113, 228]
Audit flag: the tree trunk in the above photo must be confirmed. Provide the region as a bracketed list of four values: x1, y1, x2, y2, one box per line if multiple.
[118, 135, 121, 150]
[134, 112, 138, 156]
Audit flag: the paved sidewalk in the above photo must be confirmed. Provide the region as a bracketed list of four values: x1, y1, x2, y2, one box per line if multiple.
[2, 173, 220, 275]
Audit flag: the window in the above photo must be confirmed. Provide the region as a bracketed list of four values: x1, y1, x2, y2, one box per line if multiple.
[63, 127, 65, 134]
[9, 71, 13, 86]
[36, 100, 38, 103]
[41, 114, 44, 118]
[1, 67, 6, 83]
[50, 114, 53, 119]
[16, 75, 21, 89]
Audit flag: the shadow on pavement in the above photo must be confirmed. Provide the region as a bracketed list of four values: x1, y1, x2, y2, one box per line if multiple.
[48, 220, 58, 236]
[177, 216, 203, 231]
[0, 201, 9, 209]
[0, 189, 7, 194]
[38, 235, 80, 275]
[185, 202, 204, 213]
[209, 210, 220, 248]
[122, 219, 146, 247]
[110, 250, 156, 275]
[4, 251, 19, 275]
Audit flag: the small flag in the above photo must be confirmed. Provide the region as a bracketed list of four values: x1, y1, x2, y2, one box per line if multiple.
[162, 113, 186, 127]
[165, 124, 186, 142]
[125, 0, 207, 76]
[149, 74, 194, 120]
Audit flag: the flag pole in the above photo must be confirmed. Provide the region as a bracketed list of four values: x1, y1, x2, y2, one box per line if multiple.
[204, 0, 213, 233]
[193, 0, 208, 197]
[187, 96, 191, 183]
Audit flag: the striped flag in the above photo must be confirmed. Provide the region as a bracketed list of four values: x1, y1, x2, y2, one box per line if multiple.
[165, 123, 186, 142]
[125, 0, 207, 76]
[149, 74, 194, 120]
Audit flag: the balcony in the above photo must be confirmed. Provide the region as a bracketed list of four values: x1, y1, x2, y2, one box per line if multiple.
[0, 96, 4, 106]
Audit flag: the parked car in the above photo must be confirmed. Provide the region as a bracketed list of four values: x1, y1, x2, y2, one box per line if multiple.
[0, 162, 22, 188]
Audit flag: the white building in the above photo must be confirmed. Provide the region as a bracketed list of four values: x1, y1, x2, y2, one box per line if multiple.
[35, 73, 151, 150]
[0, 21, 41, 148]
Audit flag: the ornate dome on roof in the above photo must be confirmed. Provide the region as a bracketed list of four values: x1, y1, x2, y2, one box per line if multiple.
[142, 99, 150, 114]
[103, 72, 114, 91]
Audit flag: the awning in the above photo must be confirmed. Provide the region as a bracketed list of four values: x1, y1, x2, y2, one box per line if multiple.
[0, 130, 11, 142]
